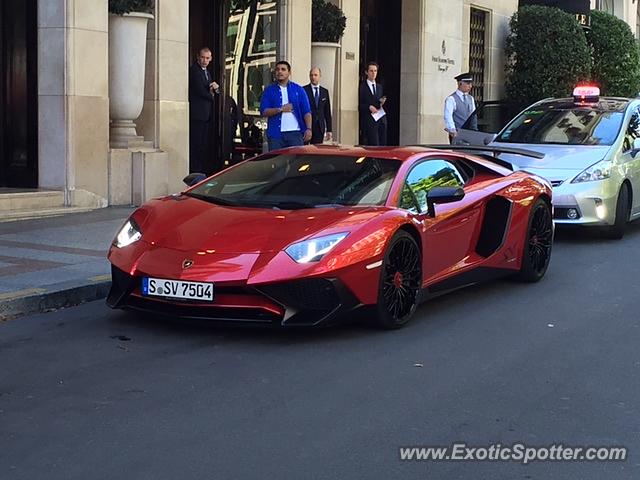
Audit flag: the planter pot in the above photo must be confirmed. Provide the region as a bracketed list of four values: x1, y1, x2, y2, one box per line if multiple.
[108, 12, 153, 148]
[311, 42, 340, 119]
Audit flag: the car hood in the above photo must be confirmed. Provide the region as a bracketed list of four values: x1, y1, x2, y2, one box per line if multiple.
[137, 196, 385, 254]
[488, 142, 610, 173]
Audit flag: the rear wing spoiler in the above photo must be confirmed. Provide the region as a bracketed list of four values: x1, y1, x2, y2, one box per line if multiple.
[412, 144, 545, 171]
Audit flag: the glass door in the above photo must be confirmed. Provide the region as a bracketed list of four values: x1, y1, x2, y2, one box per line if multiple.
[189, 0, 280, 171]
[225, 0, 279, 162]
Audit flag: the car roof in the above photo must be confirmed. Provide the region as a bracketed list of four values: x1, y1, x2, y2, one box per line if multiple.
[266, 144, 460, 162]
[534, 97, 633, 112]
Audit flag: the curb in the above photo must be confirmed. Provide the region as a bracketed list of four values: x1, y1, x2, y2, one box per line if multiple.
[0, 281, 111, 321]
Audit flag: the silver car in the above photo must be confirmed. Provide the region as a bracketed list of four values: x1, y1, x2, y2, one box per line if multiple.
[484, 90, 640, 239]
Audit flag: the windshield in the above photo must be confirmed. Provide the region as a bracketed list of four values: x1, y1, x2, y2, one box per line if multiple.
[186, 154, 400, 209]
[495, 105, 624, 146]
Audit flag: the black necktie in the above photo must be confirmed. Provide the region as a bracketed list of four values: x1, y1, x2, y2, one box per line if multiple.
[204, 69, 209, 83]
[372, 83, 377, 97]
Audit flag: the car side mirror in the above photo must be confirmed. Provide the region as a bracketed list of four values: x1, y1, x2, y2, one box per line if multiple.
[426, 187, 465, 217]
[183, 172, 206, 187]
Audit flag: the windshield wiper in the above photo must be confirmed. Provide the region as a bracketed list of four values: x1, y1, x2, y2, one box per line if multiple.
[185, 192, 238, 206]
[269, 201, 315, 210]
[314, 203, 346, 209]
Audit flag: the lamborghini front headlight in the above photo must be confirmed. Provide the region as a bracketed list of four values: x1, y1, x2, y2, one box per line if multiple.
[114, 219, 142, 248]
[285, 233, 349, 263]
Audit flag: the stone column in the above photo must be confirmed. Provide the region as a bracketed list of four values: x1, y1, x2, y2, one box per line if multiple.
[150, 0, 190, 194]
[283, 0, 313, 85]
[337, 0, 360, 144]
[411, 0, 466, 144]
[399, 0, 429, 145]
[38, 0, 66, 192]
[38, 0, 110, 207]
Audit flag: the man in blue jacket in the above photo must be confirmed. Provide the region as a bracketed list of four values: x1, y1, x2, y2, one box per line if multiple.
[260, 61, 312, 151]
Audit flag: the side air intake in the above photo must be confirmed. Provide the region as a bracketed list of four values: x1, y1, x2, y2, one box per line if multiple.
[476, 196, 512, 257]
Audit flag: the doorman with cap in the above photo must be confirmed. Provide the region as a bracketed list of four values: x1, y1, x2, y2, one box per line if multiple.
[443, 72, 477, 144]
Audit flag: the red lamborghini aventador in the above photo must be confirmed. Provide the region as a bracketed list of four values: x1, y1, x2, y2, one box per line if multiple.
[107, 145, 553, 328]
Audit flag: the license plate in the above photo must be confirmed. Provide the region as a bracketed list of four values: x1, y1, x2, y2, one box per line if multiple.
[142, 277, 214, 301]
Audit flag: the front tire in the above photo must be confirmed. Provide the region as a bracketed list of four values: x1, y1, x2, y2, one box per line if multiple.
[515, 198, 553, 282]
[602, 183, 630, 240]
[373, 231, 422, 329]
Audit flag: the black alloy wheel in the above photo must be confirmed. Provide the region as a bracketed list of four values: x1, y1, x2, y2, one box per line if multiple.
[374, 231, 422, 329]
[516, 198, 553, 282]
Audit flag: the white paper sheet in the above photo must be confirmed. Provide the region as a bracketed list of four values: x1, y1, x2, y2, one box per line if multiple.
[371, 108, 386, 122]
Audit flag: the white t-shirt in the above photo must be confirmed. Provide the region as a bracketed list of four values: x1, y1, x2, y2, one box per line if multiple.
[280, 86, 299, 132]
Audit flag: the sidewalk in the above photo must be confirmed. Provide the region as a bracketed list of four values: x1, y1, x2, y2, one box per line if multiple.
[0, 207, 134, 320]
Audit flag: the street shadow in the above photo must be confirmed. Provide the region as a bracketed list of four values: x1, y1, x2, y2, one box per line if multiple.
[107, 306, 377, 347]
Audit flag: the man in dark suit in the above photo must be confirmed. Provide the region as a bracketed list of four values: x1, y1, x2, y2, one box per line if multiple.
[189, 46, 219, 173]
[303, 67, 333, 144]
[359, 61, 387, 146]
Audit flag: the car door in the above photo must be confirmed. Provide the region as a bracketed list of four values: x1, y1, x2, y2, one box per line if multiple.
[399, 158, 483, 281]
[454, 101, 520, 146]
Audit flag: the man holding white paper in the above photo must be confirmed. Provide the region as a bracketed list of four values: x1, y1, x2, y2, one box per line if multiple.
[359, 62, 387, 146]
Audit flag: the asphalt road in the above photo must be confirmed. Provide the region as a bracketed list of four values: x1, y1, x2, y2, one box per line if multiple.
[2, 224, 640, 480]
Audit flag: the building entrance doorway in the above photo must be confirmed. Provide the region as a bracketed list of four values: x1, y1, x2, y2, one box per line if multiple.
[189, 0, 279, 172]
[189, 0, 225, 173]
[0, 0, 38, 188]
[360, 0, 402, 145]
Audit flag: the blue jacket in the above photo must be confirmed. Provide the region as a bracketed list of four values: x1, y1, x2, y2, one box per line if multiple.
[260, 81, 311, 139]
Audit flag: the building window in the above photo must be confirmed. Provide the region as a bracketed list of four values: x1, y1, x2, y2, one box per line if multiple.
[226, 1, 279, 117]
[469, 8, 487, 103]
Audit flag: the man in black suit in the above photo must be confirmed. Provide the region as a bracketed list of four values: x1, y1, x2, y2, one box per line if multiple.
[303, 67, 333, 144]
[359, 62, 387, 146]
[189, 47, 219, 173]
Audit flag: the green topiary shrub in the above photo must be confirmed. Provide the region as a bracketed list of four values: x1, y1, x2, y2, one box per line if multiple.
[505, 5, 591, 108]
[589, 10, 640, 97]
[109, 0, 153, 15]
[312, 0, 346, 43]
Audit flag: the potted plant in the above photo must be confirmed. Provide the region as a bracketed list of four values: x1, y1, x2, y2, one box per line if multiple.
[312, 0, 346, 44]
[108, 0, 154, 148]
[311, 0, 346, 115]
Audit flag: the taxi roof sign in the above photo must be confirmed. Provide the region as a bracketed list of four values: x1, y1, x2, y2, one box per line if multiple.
[573, 85, 600, 103]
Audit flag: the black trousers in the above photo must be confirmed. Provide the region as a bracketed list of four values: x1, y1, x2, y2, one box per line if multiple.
[189, 119, 210, 173]
[310, 132, 325, 144]
[362, 118, 387, 146]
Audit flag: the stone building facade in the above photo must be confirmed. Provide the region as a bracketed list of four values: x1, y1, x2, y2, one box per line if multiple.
[1, 0, 636, 213]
